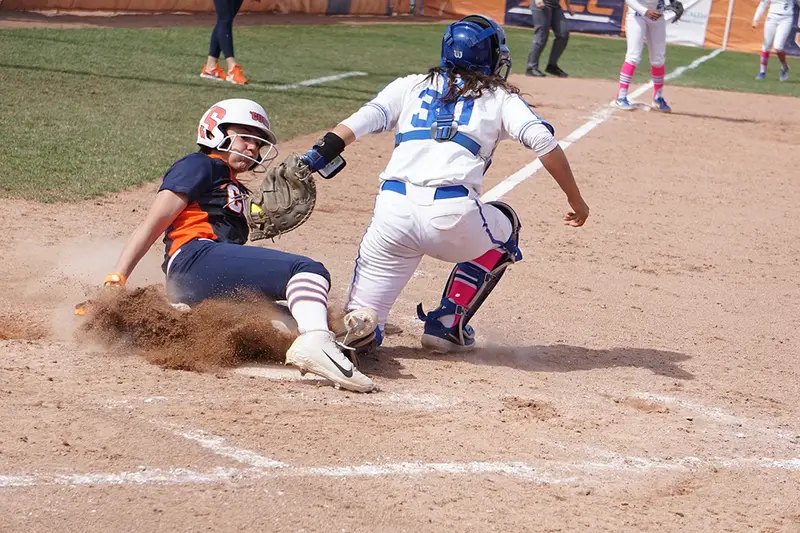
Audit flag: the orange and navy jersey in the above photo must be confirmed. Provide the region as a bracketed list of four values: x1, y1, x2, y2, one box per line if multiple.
[159, 152, 249, 272]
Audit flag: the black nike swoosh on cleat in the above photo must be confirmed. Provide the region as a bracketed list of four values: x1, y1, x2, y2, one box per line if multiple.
[322, 348, 354, 378]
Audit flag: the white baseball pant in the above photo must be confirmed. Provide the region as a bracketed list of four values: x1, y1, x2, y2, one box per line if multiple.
[625, 10, 667, 67]
[763, 14, 794, 51]
[346, 182, 513, 327]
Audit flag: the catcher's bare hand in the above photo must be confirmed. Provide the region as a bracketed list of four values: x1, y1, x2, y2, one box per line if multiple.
[564, 197, 590, 227]
[645, 9, 662, 20]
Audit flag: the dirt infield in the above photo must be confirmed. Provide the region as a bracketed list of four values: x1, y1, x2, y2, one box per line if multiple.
[1, 72, 799, 531]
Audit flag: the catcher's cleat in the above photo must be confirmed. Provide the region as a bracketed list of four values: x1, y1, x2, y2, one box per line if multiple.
[226, 64, 248, 85]
[652, 96, 672, 113]
[613, 97, 634, 111]
[421, 318, 476, 353]
[780, 66, 789, 82]
[200, 65, 225, 81]
[337, 308, 382, 363]
[285, 330, 376, 392]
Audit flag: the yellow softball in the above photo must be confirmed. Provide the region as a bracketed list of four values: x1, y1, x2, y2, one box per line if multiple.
[250, 203, 264, 215]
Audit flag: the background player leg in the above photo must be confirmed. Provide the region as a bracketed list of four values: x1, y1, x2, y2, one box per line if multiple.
[526, 4, 553, 77]
[648, 17, 670, 113]
[201, 5, 225, 79]
[545, 5, 570, 77]
[212, 0, 247, 84]
[773, 18, 792, 81]
[615, 14, 646, 110]
[758, 18, 778, 79]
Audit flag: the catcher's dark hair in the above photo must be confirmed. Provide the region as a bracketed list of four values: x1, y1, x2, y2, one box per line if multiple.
[423, 66, 520, 104]
[199, 146, 212, 154]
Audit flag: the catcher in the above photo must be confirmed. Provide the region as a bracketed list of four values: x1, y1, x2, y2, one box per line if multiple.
[98, 98, 375, 393]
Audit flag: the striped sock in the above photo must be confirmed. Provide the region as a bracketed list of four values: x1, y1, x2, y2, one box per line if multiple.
[440, 249, 505, 328]
[777, 50, 787, 68]
[618, 61, 637, 99]
[286, 272, 330, 333]
[652, 65, 665, 99]
[760, 51, 769, 74]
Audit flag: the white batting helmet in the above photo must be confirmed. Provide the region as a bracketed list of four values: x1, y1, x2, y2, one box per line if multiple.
[196, 98, 278, 171]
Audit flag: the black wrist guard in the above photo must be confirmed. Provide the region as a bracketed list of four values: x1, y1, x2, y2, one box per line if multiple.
[313, 132, 346, 164]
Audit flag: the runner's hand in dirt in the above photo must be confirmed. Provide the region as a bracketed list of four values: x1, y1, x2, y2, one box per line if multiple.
[103, 273, 127, 288]
[645, 9, 662, 20]
[564, 197, 590, 227]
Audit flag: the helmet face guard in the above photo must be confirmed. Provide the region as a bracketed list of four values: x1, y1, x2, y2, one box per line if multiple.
[197, 98, 279, 172]
[216, 132, 278, 174]
[440, 14, 512, 80]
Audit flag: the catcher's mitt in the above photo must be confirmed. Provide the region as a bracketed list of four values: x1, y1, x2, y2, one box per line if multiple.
[664, 0, 684, 23]
[244, 153, 316, 241]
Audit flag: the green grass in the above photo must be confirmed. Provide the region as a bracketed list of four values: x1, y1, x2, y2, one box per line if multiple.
[0, 23, 797, 201]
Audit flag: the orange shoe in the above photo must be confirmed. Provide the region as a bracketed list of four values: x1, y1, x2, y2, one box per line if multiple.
[226, 64, 248, 85]
[200, 65, 225, 81]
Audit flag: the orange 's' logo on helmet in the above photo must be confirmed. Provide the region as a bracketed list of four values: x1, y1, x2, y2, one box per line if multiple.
[199, 106, 227, 140]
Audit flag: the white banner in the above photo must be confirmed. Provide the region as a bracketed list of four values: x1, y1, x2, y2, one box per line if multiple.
[665, 0, 713, 47]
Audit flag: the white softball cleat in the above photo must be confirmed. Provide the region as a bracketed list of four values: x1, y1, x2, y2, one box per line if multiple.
[285, 330, 376, 393]
[339, 307, 380, 353]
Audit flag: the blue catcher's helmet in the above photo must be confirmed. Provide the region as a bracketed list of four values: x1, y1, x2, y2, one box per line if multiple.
[440, 14, 511, 79]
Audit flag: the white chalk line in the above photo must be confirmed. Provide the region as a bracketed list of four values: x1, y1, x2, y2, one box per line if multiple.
[634, 392, 798, 442]
[481, 48, 724, 203]
[251, 71, 368, 91]
[168, 425, 287, 469]
[6, 390, 799, 490]
[3, 453, 799, 489]
[192, 71, 368, 91]
[0, 467, 242, 489]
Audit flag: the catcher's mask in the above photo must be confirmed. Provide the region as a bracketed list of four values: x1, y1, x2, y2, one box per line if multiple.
[440, 14, 511, 80]
[196, 98, 278, 173]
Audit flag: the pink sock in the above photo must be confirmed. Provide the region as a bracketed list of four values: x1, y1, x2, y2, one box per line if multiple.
[618, 61, 637, 99]
[777, 50, 787, 68]
[443, 249, 505, 327]
[652, 65, 665, 99]
[760, 51, 769, 73]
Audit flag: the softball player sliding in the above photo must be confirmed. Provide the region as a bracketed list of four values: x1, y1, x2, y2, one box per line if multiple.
[614, 0, 673, 112]
[99, 99, 376, 393]
[753, 0, 799, 81]
[300, 15, 590, 354]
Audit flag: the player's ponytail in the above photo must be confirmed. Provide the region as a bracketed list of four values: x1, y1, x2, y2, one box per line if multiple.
[424, 66, 520, 104]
